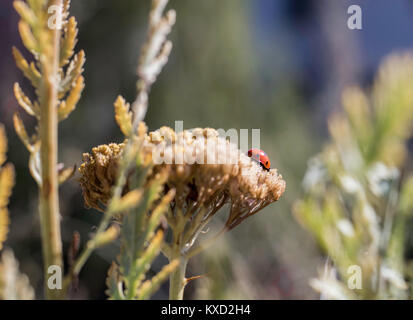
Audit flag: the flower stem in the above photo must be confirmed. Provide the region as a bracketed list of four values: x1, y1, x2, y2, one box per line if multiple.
[62, 149, 132, 294]
[169, 256, 188, 300]
[38, 0, 63, 299]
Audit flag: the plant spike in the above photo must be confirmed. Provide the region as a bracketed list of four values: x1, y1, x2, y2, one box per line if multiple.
[12, 0, 85, 299]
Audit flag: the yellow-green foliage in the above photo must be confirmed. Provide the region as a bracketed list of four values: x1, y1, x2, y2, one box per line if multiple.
[13, 0, 84, 183]
[103, 0, 178, 300]
[104, 111, 178, 300]
[294, 53, 413, 299]
[11, 0, 84, 299]
[343, 54, 413, 166]
[0, 125, 15, 251]
[60, 0, 177, 300]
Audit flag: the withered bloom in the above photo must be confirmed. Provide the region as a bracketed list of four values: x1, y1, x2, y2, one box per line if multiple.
[79, 143, 125, 211]
[79, 127, 285, 253]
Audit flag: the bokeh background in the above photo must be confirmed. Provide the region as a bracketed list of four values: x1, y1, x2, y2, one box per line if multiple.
[1, 0, 413, 299]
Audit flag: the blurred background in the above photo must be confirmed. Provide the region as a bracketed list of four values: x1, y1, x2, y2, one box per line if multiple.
[1, 0, 413, 299]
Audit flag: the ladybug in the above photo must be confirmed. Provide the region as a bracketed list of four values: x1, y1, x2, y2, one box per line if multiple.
[247, 148, 271, 171]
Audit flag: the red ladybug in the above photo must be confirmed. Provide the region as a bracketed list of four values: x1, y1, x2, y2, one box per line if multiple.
[247, 148, 271, 171]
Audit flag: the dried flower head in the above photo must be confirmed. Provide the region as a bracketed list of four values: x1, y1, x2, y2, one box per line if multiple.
[144, 127, 285, 229]
[79, 126, 285, 252]
[79, 142, 125, 211]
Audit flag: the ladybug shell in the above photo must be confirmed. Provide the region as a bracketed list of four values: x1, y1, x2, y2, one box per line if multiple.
[247, 148, 271, 171]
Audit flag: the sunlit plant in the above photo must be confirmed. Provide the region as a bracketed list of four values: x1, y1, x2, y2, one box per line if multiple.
[294, 54, 413, 299]
[5, 0, 287, 300]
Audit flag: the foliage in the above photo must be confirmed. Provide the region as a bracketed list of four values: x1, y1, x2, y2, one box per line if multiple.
[0, 125, 34, 299]
[70, 0, 178, 300]
[12, 0, 84, 299]
[294, 53, 413, 299]
[13, 0, 83, 184]
[105, 157, 178, 300]
[6, 0, 413, 302]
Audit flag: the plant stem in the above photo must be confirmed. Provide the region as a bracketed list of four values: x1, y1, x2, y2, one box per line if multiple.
[62, 151, 131, 293]
[38, 0, 63, 299]
[169, 255, 188, 300]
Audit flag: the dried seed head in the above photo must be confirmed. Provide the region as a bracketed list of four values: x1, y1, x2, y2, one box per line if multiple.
[79, 142, 125, 211]
[79, 127, 285, 234]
